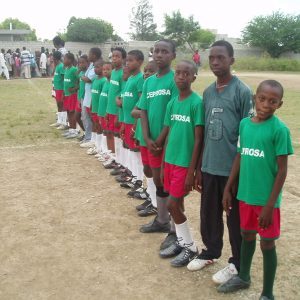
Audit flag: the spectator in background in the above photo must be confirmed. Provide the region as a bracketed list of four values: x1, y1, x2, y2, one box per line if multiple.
[20, 47, 31, 79]
[14, 53, 21, 78]
[40, 47, 47, 77]
[108, 47, 113, 62]
[0, 49, 10, 80]
[192, 50, 201, 75]
[5, 49, 13, 77]
[53, 36, 68, 57]
[47, 53, 54, 76]
[148, 47, 153, 62]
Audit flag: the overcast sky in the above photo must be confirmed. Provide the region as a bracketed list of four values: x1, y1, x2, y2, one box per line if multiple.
[1, 0, 299, 40]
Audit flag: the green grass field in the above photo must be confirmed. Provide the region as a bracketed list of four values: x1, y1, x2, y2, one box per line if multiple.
[0, 72, 299, 153]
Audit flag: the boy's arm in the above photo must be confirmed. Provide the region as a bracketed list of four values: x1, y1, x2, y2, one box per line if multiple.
[194, 140, 204, 193]
[131, 106, 141, 119]
[222, 153, 241, 216]
[186, 125, 204, 193]
[141, 110, 157, 153]
[259, 155, 288, 229]
[81, 76, 92, 83]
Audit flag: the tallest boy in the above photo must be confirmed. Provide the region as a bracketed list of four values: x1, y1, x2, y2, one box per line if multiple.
[188, 40, 253, 285]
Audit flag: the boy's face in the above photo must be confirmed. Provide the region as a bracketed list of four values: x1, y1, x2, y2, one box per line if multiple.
[122, 66, 130, 81]
[112, 50, 123, 68]
[78, 58, 88, 71]
[94, 63, 103, 76]
[126, 54, 142, 73]
[254, 84, 283, 121]
[103, 64, 112, 78]
[63, 56, 71, 67]
[209, 46, 234, 77]
[175, 62, 195, 90]
[153, 41, 175, 69]
[144, 63, 157, 79]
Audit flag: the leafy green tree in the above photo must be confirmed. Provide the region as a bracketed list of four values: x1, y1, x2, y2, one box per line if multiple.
[130, 0, 160, 41]
[242, 12, 300, 58]
[66, 17, 114, 43]
[0, 18, 37, 41]
[163, 11, 215, 50]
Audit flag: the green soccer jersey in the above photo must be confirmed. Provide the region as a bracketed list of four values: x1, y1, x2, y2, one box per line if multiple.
[164, 92, 205, 167]
[91, 76, 106, 113]
[201, 76, 253, 177]
[63, 66, 78, 96]
[237, 116, 293, 208]
[106, 68, 123, 115]
[98, 79, 109, 117]
[123, 72, 144, 125]
[77, 71, 85, 101]
[139, 70, 178, 141]
[134, 98, 146, 147]
[53, 63, 64, 90]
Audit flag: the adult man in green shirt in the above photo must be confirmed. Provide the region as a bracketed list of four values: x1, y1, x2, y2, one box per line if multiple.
[188, 40, 253, 285]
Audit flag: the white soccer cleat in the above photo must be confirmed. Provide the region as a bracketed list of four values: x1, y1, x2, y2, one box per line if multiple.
[212, 263, 238, 285]
[80, 141, 95, 148]
[87, 147, 98, 155]
[187, 257, 215, 271]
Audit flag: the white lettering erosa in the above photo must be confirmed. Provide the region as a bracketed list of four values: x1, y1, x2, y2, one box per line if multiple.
[171, 114, 191, 123]
[147, 89, 171, 99]
[241, 147, 265, 158]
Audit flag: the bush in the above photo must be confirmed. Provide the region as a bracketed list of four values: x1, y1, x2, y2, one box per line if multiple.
[233, 57, 300, 72]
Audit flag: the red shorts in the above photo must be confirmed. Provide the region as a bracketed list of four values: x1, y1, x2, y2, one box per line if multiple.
[107, 114, 120, 134]
[63, 93, 77, 111]
[239, 201, 280, 240]
[55, 89, 64, 102]
[124, 124, 139, 151]
[164, 162, 189, 199]
[75, 101, 81, 113]
[99, 116, 108, 131]
[139, 146, 163, 169]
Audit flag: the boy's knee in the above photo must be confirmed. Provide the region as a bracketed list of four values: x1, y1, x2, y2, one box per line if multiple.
[241, 231, 256, 241]
[260, 239, 275, 250]
[143, 165, 152, 177]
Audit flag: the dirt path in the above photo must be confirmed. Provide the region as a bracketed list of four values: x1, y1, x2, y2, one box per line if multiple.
[0, 142, 299, 300]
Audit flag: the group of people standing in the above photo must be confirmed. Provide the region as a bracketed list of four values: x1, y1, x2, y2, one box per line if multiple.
[48, 36, 293, 300]
[0, 46, 57, 80]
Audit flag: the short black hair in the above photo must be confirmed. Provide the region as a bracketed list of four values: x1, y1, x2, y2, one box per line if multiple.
[178, 60, 197, 75]
[257, 80, 284, 99]
[23, 46, 26, 50]
[65, 52, 75, 63]
[53, 51, 62, 61]
[128, 50, 144, 61]
[89, 47, 102, 59]
[113, 47, 127, 59]
[53, 36, 65, 48]
[155, 39, 176, 53]
[41, 47, 45, 53]
[211, 40, 234, 57]
[94, 58, 104, 66]
[79, 54, 88, 61]
[1, 49, 4, 53]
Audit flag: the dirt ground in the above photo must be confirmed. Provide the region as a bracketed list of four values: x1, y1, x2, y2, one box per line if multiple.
[0, 140, 299, 300]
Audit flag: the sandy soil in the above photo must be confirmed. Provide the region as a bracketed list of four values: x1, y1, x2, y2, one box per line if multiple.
[0, 141, 299, 300]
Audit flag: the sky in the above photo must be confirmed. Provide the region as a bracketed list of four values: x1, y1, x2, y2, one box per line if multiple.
[0, 0, 299, 40]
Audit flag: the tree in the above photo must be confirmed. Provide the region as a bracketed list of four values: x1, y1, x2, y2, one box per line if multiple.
[66, 17, 114, 43]
[242, 12, 300, 58]
[129, 0, 160, 41]
[0, 18, 37, 41]
[163, 11, 215, 50]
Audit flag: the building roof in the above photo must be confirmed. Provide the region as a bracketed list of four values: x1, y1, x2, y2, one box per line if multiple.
[0, 29, 31, 35]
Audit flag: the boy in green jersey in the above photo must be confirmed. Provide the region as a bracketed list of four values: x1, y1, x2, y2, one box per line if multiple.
[62, 53, 79, 139]
[157, 60, 205, 267]
[87, 60, 107, 156]
[139, 39, 178, 247]
[218, 80, 293, 300]
[75, 55, 89, 140]
[131, 61, 158, 217]
[50, 51, 66, 128]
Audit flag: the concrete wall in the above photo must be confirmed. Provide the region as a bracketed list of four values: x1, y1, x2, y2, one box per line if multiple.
[1, 40, 299, 62]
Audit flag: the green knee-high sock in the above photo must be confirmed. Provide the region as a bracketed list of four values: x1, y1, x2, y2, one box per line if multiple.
[239, 238, 256, 282]
[262, 247, 277, 300]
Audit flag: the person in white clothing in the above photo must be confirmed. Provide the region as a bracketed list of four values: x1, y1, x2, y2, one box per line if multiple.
[0, 49, 10, 80]
[20, 47, 31, 79]
[40, 47, 47, 77]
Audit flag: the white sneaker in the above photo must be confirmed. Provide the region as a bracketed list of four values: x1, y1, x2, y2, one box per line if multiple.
[80, 141, 95, 148]
[66, 131, 80, 139]
[62, 130, 71, 137]
[102, 157, 114, 167]
[212, 263, 238, 284]
[98, 151, 112, 162]
[49, 122, 60, 127]
[87, 147, 98, 155]
[57, 124, 69, 130]
[187, 257, 215, 271]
